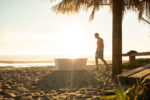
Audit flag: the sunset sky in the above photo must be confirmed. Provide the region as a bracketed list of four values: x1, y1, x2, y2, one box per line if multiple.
[0, 0, 150, 58]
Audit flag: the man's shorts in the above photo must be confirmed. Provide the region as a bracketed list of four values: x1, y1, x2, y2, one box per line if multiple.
[96, 49, 103, 59]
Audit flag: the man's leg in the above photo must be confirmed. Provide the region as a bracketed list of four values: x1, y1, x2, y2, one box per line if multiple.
[101, 58, 109, 70]
[95, 57, 99, 70]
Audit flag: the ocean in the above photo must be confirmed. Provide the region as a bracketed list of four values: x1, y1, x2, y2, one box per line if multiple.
[0, 55, 142, 67]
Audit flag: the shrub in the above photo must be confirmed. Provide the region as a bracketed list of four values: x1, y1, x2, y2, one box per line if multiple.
[122, 58, 150, 69]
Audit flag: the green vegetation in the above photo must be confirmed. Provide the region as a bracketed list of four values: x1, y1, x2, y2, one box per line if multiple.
[122, 58, 150, 69]
[102, 78, 150, 100]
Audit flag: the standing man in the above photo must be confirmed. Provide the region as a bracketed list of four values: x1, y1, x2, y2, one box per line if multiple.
[95, 33, 109, 70]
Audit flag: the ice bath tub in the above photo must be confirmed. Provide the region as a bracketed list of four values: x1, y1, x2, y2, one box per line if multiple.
[54, 58, 87, 70]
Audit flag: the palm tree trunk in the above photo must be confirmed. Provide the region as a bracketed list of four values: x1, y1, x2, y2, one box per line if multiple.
[112, 0, 123, 76]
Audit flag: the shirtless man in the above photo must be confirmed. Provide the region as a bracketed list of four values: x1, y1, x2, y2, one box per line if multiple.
[94, 33, 109, 70]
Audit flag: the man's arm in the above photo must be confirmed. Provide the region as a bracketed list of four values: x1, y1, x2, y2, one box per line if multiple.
[101, 38, 104, 50]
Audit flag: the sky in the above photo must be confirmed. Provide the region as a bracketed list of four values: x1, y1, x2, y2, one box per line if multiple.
[0, 0, 150, 58]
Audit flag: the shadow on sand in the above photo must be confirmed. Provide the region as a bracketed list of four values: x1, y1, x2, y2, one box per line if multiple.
[36, 70, 100, 89]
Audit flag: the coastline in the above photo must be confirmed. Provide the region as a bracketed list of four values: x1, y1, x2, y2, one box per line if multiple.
[0, 59, 128, 68]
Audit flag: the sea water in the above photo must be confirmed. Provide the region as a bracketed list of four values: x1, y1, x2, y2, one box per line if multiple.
[0, 55, 141, 67]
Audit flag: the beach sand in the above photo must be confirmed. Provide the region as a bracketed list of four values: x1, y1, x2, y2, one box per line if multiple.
[0, 65, 117, 100]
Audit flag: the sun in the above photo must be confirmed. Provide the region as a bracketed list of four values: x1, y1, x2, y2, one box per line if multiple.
[62, 23, 85, 58]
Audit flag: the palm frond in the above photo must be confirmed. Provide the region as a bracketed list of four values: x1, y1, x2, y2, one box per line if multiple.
[142, 16, 150, 24]
[52, 0, 88, 14]
[52, 0, 150, 21]
[124, 0, 150, 19]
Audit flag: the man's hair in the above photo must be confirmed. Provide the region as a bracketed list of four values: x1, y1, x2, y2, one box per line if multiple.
[95, 33, 99, 36]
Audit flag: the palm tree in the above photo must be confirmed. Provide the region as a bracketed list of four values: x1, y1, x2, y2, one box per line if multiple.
[142, 16, 150, 37]
[142, 16, 150, 25]
[51, 0, 150, 76]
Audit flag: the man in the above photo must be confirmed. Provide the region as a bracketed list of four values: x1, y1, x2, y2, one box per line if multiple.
[94, 33, 109, 70]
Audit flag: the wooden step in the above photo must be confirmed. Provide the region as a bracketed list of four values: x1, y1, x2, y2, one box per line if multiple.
[116, 64, 150, 85]
[118, 64, 150, 77]
[130, 69, 150, 79]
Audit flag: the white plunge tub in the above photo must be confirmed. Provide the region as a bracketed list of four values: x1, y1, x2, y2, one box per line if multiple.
[54, 58, 87, 70]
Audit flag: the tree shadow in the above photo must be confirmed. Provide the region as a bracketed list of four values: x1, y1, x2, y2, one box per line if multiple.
[36, 70, 101, 90]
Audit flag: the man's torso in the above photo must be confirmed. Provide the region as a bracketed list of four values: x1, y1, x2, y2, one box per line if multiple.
[97, 38, 104, 50]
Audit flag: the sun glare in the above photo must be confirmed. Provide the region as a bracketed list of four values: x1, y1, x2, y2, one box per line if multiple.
[62, 23, 85, 58]
[66, 51, 80, 58]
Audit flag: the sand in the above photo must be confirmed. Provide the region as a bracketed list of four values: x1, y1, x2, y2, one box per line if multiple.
[0, 65, 117, 100]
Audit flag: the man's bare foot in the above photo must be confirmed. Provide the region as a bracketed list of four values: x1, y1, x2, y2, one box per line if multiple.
[104, 67, 109, 71]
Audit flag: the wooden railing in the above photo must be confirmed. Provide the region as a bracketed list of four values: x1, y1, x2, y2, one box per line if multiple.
[122, 52, 150, 66]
